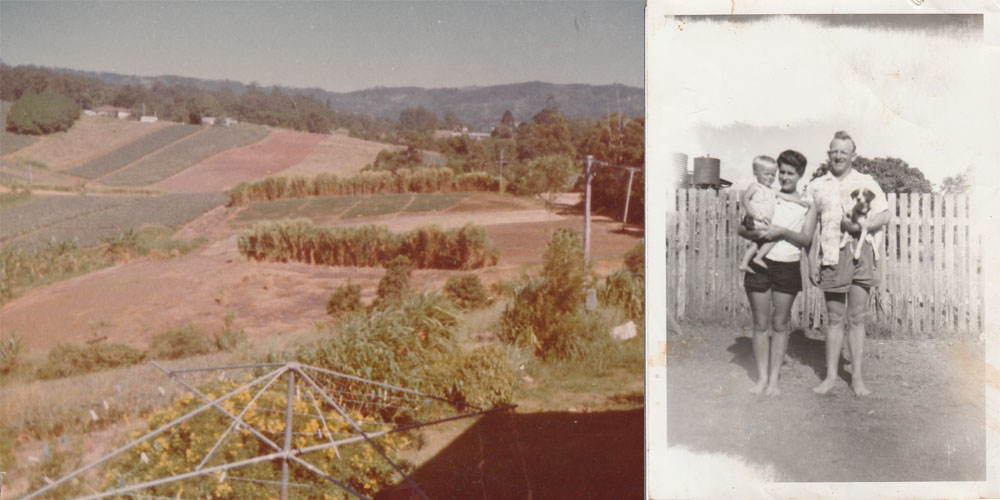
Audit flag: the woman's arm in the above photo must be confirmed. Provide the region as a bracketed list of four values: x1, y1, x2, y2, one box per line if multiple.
[756, 203, 818, 248]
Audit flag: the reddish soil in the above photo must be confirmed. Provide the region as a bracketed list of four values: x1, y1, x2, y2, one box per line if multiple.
[153, 130, 327, 193]
[2, 202, 641, 353]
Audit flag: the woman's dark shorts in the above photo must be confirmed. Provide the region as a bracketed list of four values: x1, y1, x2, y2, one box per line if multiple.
[744, 258, 802, 295]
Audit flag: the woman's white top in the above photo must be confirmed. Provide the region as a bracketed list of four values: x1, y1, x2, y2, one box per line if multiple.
[763, 191, 810, 263]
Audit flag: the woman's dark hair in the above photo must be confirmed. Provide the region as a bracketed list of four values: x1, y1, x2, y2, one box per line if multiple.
[776, 149, 807, 175]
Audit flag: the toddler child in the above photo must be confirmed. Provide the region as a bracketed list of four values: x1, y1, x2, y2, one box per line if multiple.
[740, 156, 810, 273]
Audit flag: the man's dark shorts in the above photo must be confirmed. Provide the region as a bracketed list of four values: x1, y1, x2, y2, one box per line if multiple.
[744, 258, 802, 295]
[818, 236, 877, 293]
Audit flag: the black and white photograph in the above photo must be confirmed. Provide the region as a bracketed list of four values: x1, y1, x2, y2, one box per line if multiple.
[647, 2, 999, 499]
[0, 1, 647, 498]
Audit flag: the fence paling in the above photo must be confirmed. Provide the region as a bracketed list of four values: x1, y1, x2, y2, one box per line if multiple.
[666, 189, 981, 337]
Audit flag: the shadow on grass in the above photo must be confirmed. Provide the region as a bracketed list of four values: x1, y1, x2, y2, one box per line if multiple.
[727, 329, 850, 384]
[377, 408, 643, 500]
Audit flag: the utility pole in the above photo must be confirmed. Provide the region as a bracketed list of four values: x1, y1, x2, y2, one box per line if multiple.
[584, 155, 592, 270]
[622, 168, 636, 230]
[498, 149, 506, 192]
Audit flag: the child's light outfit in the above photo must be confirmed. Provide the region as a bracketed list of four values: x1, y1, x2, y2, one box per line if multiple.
[743, 182, 776, 230]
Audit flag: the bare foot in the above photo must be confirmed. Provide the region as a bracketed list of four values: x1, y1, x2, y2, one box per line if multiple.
[765, 384, 781, 396]
[812, 378, 837, 394]
[739, 264, 755, 274]
[852, 380, 871, 397]
[752, 257, 768, 268]
[749, 380, 767, 394]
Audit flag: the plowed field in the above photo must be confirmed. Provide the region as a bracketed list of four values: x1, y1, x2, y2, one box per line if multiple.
[280, 132, 398, 178]
[153, 129, 327, 193]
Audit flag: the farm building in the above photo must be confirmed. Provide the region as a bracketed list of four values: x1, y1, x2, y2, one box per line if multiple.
[90, 105, 131, 119]
[140, 115, 159, 123]
[202, 116, 217, 125]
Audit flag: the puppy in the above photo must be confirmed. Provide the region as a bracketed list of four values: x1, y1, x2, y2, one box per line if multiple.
[842, 188, 877, 261]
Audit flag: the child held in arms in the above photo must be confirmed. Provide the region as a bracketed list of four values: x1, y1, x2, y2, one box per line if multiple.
[740, 155, 810, 273]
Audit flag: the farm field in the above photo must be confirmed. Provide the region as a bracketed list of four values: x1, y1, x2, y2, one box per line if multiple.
[100, 124, 271, 186]
[1, 192, 226, 248]
[2, 116, 172, 171]
[0, 132, 39, 155]
[280, 131, 399, 178]
[153, 129, 327, 193]
[65, 124, 201, 179]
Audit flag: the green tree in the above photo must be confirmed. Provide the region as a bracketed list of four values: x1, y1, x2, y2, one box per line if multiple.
[397, 106, 438, 133]
[940, 166, 973, 194]
[6, 92, 80, 135]
[507, 154, 577, 197]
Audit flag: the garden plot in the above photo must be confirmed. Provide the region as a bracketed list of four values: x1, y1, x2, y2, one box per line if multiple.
[153, 129, 326, 193]
[3, 116, 171, 171]
[65, 124, 201, 179]
[1, 192, 226, 248]
[279, 131, 397, 178]
[100, 124, 271, 186]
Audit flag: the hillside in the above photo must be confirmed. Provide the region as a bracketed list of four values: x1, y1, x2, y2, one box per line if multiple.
[56, 67, 643, 129]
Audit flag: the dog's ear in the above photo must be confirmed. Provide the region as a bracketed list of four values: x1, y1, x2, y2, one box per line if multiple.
[863, 189, 875, 203]
[850, 188, 861, 200]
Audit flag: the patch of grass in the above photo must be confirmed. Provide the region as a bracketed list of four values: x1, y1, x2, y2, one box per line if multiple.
[147, 325, 215, 360]
[0, 132, 39, 154]
[231, 198, 310, 226]
[343, 193, 413, 218]
[403, 192, 469, 212]
[0, 189, 31, 209]
[296, 196, 360, 217]
[101, 124, 270, 186]
[36, 342, 146, 380]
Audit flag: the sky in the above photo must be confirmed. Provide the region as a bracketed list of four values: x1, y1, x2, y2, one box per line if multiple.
[0, 0, 644, 92]
[648, 12, 999, 187]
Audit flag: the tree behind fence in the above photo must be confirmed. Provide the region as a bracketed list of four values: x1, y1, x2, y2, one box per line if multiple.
[666, 189, 984, 338]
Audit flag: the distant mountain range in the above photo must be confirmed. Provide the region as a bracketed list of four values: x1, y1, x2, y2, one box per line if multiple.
[60, 68, 644, 130]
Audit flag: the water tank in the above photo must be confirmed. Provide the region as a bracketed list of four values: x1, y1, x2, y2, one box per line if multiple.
[671, 153, 689, 188]
[693, 156, 721, 187]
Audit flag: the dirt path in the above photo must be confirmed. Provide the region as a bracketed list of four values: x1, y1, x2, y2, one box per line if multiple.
[666, 324, 987, 482]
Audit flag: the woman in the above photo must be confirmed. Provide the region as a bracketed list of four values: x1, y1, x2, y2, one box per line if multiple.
[738, 149, 810, 396]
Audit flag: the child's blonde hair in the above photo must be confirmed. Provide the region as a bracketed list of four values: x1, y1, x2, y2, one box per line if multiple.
[752, 155, 776, 172]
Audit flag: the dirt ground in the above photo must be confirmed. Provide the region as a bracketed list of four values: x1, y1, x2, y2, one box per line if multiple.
[666, 323, 988, 482]
[2, 195, 641, 353]
[279, 132, 401, 178]
[153, 129, 327, 193]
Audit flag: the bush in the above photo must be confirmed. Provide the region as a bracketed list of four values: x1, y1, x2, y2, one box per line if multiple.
[499, 228, 592, 359]
[0, 332, 23, 374]
[212, 313, 246, 351]
[507, 154, 577, 196]
[444, 273, 491, 309]
[433, 344, 516, 408]
[375, 256, 413, 305]
[37, 342, 145, 379]
[147, 325, 214, 360]
[327, 282, 363, 318]
[599, 240, 644, 322]
[6, 92, 80, 135]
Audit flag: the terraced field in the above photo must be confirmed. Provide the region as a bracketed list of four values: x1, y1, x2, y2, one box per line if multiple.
[3, 116, 171, 171]
[101, 124, 271, 186]
[229, 192, 472, 227]
[65, 124, 201, 179]
[1, 192, 226, 248]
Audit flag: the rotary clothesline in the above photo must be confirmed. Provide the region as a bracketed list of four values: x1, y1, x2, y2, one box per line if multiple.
[21, 361, 516, 500]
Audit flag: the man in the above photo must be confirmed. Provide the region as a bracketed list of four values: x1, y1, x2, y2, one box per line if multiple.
[805, 131, 890, 396]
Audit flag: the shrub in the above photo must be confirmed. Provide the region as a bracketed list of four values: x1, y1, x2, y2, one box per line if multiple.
[599, 268, 644, 323]
[37, 342, 146, 379]
[499, 228, 592, 359]
[296, 292, 460, 419]
[433, 344, 516, 408]
[147, 325, 214, 360]
[507, 154, 577, 196]
[211, 313, 246, 352]
[6, 92, 80, 135]
[623, 239, 644, 278]
[327, 282, 363, 318]
[0, 332, 23, 374]
[444, 273, 491, 309]
[102, 228, 139, 261]
[375, 256, 413, 304]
